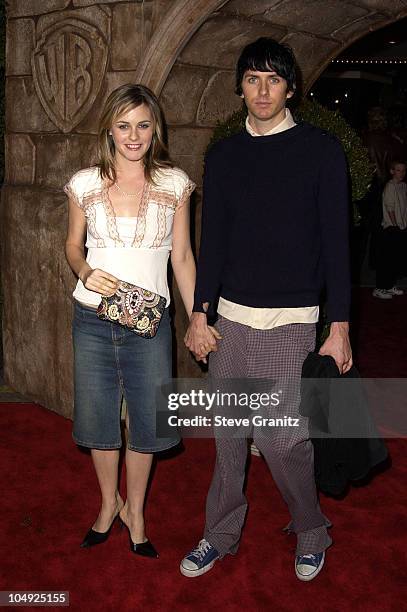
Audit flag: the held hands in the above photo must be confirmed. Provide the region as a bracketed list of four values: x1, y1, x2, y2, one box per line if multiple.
[318, 321, 353, 374]
[80, 267, 120, 297]
[184, 312, 222, 364]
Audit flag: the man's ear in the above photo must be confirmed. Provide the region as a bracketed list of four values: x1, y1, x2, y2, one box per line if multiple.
[286, 88, 295, 100]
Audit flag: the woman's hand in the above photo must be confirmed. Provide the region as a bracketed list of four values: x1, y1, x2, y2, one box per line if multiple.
[184, 313, 222, 364]
[81, 268, 120, 296]
[65, 195, 119, 297]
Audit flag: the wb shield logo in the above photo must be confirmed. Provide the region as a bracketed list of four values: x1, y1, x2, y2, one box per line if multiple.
[32, 18, 108, 133]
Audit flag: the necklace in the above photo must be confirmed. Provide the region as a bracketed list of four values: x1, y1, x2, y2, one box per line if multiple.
[114, 181, 144, 197]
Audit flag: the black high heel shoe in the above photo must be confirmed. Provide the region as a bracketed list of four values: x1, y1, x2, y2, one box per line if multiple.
[119, 518, 159, 558]
[80, 513, 120, 548]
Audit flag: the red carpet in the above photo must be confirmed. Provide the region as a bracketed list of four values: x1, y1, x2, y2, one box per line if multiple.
[351, 289, 407, 377]
[1, 289, 406, 611]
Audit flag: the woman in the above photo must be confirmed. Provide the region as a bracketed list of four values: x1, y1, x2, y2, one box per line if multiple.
[64, 84, 197, 557]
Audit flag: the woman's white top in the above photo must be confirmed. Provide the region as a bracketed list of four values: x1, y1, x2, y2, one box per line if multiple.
[64, 166, 195, 308]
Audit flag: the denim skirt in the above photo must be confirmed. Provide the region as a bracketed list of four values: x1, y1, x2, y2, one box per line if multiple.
[72, 301, 180, 453]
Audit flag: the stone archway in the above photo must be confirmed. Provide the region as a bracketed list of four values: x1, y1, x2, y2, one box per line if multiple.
[134, 0, 229, 93]
[137, 0, 407, 97]
[141, 0, 407, 193]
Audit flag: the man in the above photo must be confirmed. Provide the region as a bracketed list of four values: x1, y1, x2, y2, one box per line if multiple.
[180, 38, 352, 581]
[373, 160, 407, 299]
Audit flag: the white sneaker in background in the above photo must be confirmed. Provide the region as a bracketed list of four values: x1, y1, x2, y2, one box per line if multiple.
[372, 288, 392, 300]
[387, 286, 404, 296]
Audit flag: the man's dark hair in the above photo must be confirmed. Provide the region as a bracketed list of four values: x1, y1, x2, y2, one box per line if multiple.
[235, 37, 297, 96]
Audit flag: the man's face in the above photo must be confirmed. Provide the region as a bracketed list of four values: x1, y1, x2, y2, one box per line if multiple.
[391, 163, 406, 182]
[241, 70, 293, 126]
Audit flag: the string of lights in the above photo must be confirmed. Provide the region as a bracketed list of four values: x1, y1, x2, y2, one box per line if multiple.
[332, 59, 407, 64]
[309, 91, 349, 104]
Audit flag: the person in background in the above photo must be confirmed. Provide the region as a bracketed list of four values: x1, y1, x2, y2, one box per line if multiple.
[373, 160, 407, 299]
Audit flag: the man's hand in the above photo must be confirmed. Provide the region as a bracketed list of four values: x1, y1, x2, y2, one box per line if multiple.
[184, 312, 222, 364]
[319, 321, 353, 374]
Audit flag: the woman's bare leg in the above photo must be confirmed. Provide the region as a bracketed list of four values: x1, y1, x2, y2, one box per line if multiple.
[90, 449, 123, 532]
[120, 448, 153, 543]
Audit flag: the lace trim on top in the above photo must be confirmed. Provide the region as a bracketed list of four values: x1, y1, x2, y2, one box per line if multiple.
[80, 180, 150, 248]
[65, 170, 195, 249]
[63, 183, 81, 208]
[132, 181, 150, 247]
[150, 190, 176, 248]
[103, 181, 126, 247]
[149, 180, 194, 247]
[65, 179, 103, 249]
[177, 180, 195, 209]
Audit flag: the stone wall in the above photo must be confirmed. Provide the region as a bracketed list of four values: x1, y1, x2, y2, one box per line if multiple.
[2, 0, 174, 417]
[2, 0, 407, 417]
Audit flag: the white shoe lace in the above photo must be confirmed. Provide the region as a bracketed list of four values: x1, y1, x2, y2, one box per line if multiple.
[298, 553, 318, 565]
[191, 539, 211, 561]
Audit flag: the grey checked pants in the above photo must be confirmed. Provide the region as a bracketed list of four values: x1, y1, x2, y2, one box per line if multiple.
[203, 316, 332, 557]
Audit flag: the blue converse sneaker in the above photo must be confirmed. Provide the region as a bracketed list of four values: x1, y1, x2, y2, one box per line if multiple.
[180, 538, 219, 577]
[295, 551, 325, 581]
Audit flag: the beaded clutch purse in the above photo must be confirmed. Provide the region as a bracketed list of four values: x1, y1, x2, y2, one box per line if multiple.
[97, 281, 166, 339]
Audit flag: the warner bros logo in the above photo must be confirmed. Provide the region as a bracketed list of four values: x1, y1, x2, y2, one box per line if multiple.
[32, 18, 108, 133]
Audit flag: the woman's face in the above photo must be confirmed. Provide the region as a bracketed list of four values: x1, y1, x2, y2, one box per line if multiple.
[110, 103, 154, 165]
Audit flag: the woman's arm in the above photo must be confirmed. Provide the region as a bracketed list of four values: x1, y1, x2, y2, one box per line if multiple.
[171, 198, 221, 362]
[65, 196, 90, 281]
[65, 196, 119, 296]
[170, 197, 196, 318]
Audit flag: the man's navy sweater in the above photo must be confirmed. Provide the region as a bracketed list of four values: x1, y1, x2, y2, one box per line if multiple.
[193, 122, 351, 322]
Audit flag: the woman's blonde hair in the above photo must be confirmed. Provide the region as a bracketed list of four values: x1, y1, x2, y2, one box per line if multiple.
[97, 83, 172, 183]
